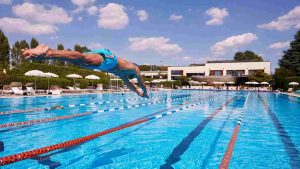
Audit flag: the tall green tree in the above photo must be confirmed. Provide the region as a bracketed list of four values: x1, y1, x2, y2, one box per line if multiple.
[279, 30, 300, 75]
[74, 44, 91, 53]
[248, 71, 272, 83]
[53, 44, 65, 66]
[234, 50, 263, 62]
[11, 41, 21, 66]
[57, 44, 64, 50]
[0, 30, 10, 68]
[30, 38, 39, 49]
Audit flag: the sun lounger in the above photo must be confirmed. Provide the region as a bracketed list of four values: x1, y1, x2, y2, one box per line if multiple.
[287, 88, 293, 92]
[2, 85, 13, 95]
[11, 87, 24, 95]
[26, 86, 36, 95]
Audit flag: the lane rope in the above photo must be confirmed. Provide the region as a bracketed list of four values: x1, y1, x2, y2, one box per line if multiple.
[0, 94, 189, 116]
[0, 94, 224, 166]
[0, 95, 196, 129]
[219, 92, 249, 169]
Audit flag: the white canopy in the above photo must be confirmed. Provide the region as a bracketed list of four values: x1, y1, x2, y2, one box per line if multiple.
[85, 75, 100, 80]
[44, 72, 59, 78]
[200, 82, 207, 85]
[66, 74, 83, 79]
[289, 82, 299, 85]
[25, 70, 45, 77]
[226, 82, 235, 84]
[189, 80, 200, 85]
[245, 81, 258, 85]
[260, 82, 269, 85]
[212, 82, 225, 85]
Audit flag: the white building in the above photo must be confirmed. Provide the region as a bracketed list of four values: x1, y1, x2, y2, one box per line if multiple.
[168, 60, 271, 83]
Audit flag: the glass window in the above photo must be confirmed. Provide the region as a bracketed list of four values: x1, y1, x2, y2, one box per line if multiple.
[171, 70, 183, 76]
[186, 73, 205, 77]
[249, 69, 263, 75]
[209, 70, 223, 76]
[226, 70, 245, 76]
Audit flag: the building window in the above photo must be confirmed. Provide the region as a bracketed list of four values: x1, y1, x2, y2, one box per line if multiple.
[226, 70, 245, 76]
[209, 70, 223, 76]
[186, 73, 205, 77]
[171, 70, 183, 76]
[249, 69, 264, 75]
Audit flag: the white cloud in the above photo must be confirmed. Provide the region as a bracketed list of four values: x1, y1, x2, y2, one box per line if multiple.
[12, 2, 72, 24]
[183, 56, 192, 60]
[72, 0, 95, 6]
[0, 17, 58, 35]
[87, 5, 98, 15]
[136, 10, 148, 21]
[88, 42, 104, 49]
[71, 0, 95, 14]
[205, 7, 229, 26]
[257, 6, 300, 31]
[268, 41, 290, 49]
[211, 33, 258, 55]
[98, 3, 129, 30]
[0, 0, 12, 5]
[169, 14, 183, 22]
[128, 36, 182, 55]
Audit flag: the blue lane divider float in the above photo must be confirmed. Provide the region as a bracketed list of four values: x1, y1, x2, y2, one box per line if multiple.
[0, 94, 190, 116]
[0, 94, 201, 129]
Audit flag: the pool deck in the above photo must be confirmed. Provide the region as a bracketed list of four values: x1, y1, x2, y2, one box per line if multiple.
[281, 92, 300, 98]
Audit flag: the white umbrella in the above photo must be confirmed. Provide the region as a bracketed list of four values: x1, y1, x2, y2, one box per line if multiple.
[44, 72, 59, 90]
[260, 82, 269, 85]
[252, 82, 259, 85]
[200, 82, 207, 85]
[66, 74, 83, 85]
[151, 79, 168, 83]
[226, 82, 235, 85]
[189, 80, 200, 85]
[85, 75, 100, 86]
[25, 70, 46, 90]
[289, 82, 299, 91]
[289, 82, 299, 85]
[245, 81, 252, 85]
[145, 81, 150, 84]
[213, 82, 225, 85]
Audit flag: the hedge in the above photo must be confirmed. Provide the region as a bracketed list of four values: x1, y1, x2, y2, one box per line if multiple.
[1, 62, 111, 89]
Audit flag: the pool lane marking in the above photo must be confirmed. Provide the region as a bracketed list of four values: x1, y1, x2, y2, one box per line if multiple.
[0, 94, 189, 115]
[160, 96, 236, 169]
[258, 95, 300, 169]
[0, 95, 194, 129]
[0, 94, 222, 166]
[219, 92, 249, 169]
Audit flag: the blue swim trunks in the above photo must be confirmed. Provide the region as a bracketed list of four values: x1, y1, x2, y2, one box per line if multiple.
[85, 49, 118, 71]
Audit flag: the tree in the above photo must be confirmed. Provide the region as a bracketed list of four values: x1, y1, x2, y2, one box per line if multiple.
[11, 41, 21, 66]
[279, 30, 300, 75]
[30, 38, 39, 49]
[273, 67, 295, 90]
[74, 44, 91, 53]
[248, 71, 271, 83]
[57, 44, 64, 50]
[0, 30, 10, 68]
[234, 50, 263, 62]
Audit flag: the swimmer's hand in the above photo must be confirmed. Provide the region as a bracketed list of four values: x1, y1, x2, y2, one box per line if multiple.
[22, 44, 50, 59]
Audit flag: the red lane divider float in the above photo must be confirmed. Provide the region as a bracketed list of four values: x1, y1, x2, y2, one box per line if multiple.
[0, 95, 229, 166]
[0, 95, 195, 129]
[0, 94, 189, 116]
[219, 92, 249, 169]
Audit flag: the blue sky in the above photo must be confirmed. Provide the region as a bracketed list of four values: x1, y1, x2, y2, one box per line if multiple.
[0, 0, 299, 72]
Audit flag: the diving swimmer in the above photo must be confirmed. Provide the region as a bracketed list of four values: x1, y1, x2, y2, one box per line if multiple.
[21, 45, 149, 98]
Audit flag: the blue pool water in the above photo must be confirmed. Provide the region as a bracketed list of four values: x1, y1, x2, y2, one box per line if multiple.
[0, 90, 299, 169]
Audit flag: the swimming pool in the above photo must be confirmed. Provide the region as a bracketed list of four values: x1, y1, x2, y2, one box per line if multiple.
[0, 90, 299, 168]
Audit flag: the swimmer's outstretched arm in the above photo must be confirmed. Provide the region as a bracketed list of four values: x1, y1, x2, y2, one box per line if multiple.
[22, 44, 103, 66]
